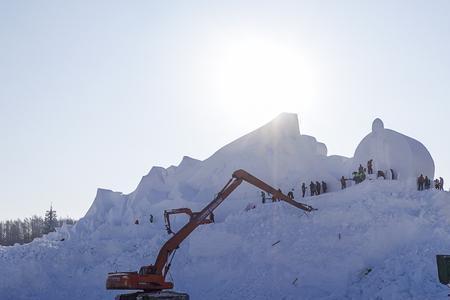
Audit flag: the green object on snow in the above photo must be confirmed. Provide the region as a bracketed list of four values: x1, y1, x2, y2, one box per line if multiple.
[437, 255, 450, 285]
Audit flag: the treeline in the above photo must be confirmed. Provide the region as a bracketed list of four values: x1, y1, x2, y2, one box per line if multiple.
[0, 206, 76, 246]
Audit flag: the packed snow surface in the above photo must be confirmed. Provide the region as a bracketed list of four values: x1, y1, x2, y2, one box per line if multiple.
[0, 113, 446, 300]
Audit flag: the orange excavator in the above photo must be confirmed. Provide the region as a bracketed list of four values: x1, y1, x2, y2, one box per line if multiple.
[106, 169, 316, 300]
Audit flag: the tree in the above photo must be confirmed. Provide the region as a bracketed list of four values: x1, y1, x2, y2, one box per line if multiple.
[22, 218, 32, 243]
[11, 219, 21, 244]
[43, 204, 58, 234]
[30, 215, 44, 240]
[0, 208, 77, 246]
[0, 222, 3, 245]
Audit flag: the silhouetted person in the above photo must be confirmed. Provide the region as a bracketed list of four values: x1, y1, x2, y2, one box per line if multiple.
[367, 159, 373, 175]
[358, 164, 364, 174]
[310, 181, 316, 196]
[261, 191, 266, 204]
[417, 174, 425, 191]
[435, 179, 440, 189]
[322, 181, 327, 193]
[287, 190, 294, 199]
[149, 214, 154, 223]
[301, 183, 306, 198]
[440, 177, 444, 190]
[135, 219, 139, 225]
[424, 176, 430, 190]
[316, 181, 321, 195]
[340, 176, 346, 190]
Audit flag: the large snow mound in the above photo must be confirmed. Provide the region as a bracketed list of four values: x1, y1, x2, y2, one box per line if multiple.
[353, 118, 435, 184]
[0, 113, 444, 300]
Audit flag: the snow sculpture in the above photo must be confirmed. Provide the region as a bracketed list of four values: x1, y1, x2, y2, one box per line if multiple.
[83, 114, 437, 229]
[353, 118, 434, 183]
[372, 118, 384, 132]
[316, 142, 327, 156]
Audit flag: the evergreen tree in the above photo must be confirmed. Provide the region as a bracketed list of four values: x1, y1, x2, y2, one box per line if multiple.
[43, 204, 58, 234]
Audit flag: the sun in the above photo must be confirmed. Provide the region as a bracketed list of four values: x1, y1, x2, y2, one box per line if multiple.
[211, 37, 316, 122]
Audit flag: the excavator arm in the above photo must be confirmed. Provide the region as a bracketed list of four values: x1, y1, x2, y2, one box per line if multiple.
[233, 169, 314, 211]
[106, 169, 315, 295]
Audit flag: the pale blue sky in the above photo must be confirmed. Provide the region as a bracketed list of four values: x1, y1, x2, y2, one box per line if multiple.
[1, 0, 449, 219]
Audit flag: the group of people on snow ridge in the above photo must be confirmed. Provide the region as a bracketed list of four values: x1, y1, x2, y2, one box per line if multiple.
[258, 159, 446, 204]
[260, 189, 289, 203]
[340, 159, 396, 190]
[259, 181, 328, 203]
[260, 188, 296, 203]
[340, 159, 373, 189]
[301, 181, 328, 197]
[417, 174, 444, 191]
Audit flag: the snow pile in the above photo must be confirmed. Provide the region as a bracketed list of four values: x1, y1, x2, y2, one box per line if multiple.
[0, 113, 446, 300]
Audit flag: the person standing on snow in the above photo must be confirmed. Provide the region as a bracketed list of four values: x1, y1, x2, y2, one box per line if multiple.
[434, 179, 440, 190]
[322, 181, 327, 193]
[261, 191, 266, 204]
[358, 164, 364, 174]
[309, 181, 316, 196]
[301, 183, 307, 198]
[316, 181, 321, 195]
[287, 190, 294, 199]
[424, 176, 430, 190]
[367, 159, 373, 175]
[417, 174, 425, 191]
[440, 177, 444, 190]
[340, 176, 347, 189]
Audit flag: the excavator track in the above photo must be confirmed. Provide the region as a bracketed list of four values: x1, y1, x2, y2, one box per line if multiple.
[116, 291, 189, 300]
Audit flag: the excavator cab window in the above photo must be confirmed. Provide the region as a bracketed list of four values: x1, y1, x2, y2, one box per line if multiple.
[436, 255, 450, 285]
[139, 265, 156, 275]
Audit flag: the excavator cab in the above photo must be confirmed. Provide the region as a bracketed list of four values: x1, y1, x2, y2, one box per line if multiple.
[106, 268, 173, 291]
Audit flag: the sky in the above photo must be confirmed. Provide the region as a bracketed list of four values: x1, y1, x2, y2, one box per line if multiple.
[1, 0, 449, 220]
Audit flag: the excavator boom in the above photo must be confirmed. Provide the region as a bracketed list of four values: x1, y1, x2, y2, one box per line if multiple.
[106, 169, 315, 299]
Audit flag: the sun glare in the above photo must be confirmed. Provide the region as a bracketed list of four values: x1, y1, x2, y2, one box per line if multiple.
[212, 38, 315, 121]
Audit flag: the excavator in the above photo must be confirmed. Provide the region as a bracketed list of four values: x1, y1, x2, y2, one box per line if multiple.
[106, 169, 316, 300]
